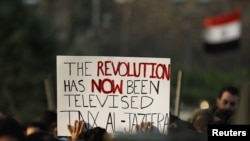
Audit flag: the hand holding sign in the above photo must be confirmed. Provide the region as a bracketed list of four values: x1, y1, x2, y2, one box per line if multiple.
[135, 122, 152, 133]
[67, 120, 85, 141]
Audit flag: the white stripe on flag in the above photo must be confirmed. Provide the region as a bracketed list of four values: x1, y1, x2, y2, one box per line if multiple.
[203, 21, 241, 44]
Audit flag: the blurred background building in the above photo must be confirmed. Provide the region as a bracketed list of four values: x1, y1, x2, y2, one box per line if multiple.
[1, 0, 250, 122]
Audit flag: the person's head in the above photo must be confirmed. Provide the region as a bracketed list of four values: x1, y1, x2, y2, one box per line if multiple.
[36, 110, 57, 136]
[216, 85, 239, 112]
[0, 115, 25, 141]
[26, 132, 58, 141]
[83, 127, 112, 141]
[26, 121, 48, 136]
[36, 110, 57, 128]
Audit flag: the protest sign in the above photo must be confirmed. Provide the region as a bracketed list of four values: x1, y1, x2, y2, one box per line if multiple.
[56, 56, 171, 136]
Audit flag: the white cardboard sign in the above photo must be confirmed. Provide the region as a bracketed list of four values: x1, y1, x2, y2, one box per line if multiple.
[56, 56, 171, 136]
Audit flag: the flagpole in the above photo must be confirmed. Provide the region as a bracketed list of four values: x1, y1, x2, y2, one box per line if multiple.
[44, 75, 56, 111]
[174, 70, 182, 117]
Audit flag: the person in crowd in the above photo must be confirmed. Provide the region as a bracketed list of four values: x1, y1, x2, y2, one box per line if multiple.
[67, 120, 161, 141]
[190, 85, 240, 125]
[0, 115, 26, 141]
[67, 120, 85, 141]
[50, 122, 58, 138]
[209, 85, 239, 124]
[36, 110, 57, 129]
[134, 122, 154, 133]
[35, 110, 58, 137]
[67, 120, 111, 141]
[26, 131, 59, 141]
[168, 112, 207, 141]
[26, 121, 48, 136]
[168, 113, 195, 133]
[82, 127, 111, 141]
[189, 109, 213, 133]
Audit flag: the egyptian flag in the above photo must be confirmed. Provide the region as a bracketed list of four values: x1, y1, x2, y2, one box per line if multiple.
[203, 9, 241, 53]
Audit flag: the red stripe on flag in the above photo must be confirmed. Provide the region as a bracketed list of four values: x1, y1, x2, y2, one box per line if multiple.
[203, 8, 241, 27]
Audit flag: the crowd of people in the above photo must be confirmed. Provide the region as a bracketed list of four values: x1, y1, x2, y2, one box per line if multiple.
[0, 84, 247, 141]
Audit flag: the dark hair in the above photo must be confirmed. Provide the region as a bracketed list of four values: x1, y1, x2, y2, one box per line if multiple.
[26, 121, 48, 132]
[26, 132, 58, 141]
[36, 110, 57, 126]
[0, 115, 25, 141]
[218, 85, 239, 98]
[83, 127, 107, 141]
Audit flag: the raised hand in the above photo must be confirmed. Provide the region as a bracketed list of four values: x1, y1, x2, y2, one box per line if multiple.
[67, 120, 85, 141]
[135, 121, 153, 133]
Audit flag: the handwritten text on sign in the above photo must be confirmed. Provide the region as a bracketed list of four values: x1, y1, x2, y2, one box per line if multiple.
[57, 56, 171, 136]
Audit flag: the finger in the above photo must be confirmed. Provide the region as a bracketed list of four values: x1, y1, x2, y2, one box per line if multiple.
[146, 122, 152, 132]
[75, 120, 80, 133]
[140, 122, 144, 127]
[79, 121, 85, 134]
[67, 125, 73, 134]
[149, 122, 153, 132]
[145, 122, 150, 131]
[140, 122, 144, 131]
[135, 124, 139, 133]
[74, 120, 78, 132]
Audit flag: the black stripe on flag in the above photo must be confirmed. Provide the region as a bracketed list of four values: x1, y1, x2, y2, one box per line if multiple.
[204, 39, 240, 53]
